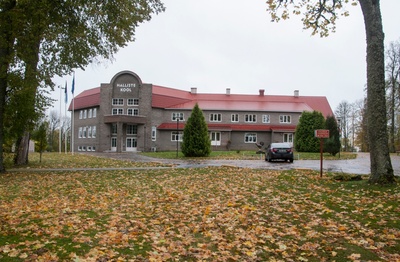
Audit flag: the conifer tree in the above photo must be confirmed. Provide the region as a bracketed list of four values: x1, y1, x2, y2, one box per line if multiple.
[294, 111, 325, 152]
[324, 115, 341, 156]
[181, 104, 211, 157]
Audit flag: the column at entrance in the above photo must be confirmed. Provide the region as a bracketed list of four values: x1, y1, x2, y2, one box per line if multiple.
[117, 122, 123, 153]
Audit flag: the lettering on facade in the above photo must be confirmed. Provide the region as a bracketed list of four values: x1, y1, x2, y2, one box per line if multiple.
[116, 83, 136, 92]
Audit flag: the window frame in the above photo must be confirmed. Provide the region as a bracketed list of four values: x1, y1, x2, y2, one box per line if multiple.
[231, 114, 239, 122]
[172, 112, 184, 121]
[151, 126, 157, 141]
[171, 131, 183, 141]
[112, 98, 124, 106]
[244, 133, 257, 143]
[245, 114, 257, 123]
[126, 124, 138, 135]
[209, 113, 222, 122]
[112, 108, 124, 115]
[283, 133, 294, 143]
[279, 115, 291, 123]
[262, 114, 270, 123]
[127, 98, 139, 106]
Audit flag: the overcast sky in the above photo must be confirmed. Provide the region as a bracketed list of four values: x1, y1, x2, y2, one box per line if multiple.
[52, 0, 400, 115]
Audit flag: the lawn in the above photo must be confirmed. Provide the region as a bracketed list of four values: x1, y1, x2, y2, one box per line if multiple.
[0, 154, 399, 261]
[141, 150, 357, 160]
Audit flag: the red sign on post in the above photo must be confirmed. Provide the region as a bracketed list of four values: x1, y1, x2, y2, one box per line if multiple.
[315, 129, 330, 138]
[315, 129, 329, 178]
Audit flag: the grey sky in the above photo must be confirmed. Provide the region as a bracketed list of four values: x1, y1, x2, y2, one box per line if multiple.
[52, 0, 400, 115]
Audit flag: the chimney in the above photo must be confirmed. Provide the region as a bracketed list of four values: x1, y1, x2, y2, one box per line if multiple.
[191, 87, 197, 94]
[259, 89, 265, 96]
[294, 90, 299, 97]
[226, 88, 231, 95]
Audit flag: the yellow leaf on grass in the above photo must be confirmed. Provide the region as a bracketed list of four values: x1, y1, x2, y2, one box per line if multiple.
[204, 206, 211, 216]
[348, 253, 361, 260]
[19, 253, 28, 259]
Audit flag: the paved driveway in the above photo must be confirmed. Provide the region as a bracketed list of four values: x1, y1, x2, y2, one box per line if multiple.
[91, 152, 400, 176]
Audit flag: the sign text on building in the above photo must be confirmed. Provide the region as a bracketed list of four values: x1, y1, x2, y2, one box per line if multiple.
[116, 83, 136, 92]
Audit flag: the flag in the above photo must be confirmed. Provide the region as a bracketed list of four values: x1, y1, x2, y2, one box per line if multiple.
[64, 81, 68, 103]
[71, 73, 75, 95]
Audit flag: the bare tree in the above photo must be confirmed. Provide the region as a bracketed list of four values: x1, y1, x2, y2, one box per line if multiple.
[48, 110, 60, 152]
[385, 40, 400, 152]
[60, 115, 71, 152]
[353, 98, 369, 152]
[335, 101, 352, 152]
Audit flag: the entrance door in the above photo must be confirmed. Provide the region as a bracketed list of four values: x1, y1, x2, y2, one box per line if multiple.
[210, 132, 221, 146]
[126, 137, 137, 152]
[111, 137, 117, 151]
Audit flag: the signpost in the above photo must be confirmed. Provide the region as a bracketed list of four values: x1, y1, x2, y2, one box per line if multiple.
[315, 129, 330, 177]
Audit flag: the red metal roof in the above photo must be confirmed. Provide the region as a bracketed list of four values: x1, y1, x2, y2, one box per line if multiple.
[69, 84, 334, 118]
[151, 85, 333, 117]
[68, 87, 100, 111]
[157, 123, 297, 132]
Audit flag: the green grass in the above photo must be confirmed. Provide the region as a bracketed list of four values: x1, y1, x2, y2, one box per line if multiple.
[4, 152, 172, 169]
[0, 153, 398, 261]
[141, 150, 357, 160]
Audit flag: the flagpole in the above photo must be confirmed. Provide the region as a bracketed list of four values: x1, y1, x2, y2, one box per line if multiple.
[72, 93, 74, 155]
[71, 73, 75, 155]
[59, 85, 62, 154]
[65, 98, 67, 153]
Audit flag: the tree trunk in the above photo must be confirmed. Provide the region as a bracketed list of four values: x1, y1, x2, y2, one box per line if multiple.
[13, 15, 42, 165]
[14, 132, 30, 165]
[359, 0, 395, 184]
[0, 0, 17, 172]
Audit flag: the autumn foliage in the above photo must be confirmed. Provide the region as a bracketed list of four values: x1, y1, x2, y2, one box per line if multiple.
[0, 163, 399, 261]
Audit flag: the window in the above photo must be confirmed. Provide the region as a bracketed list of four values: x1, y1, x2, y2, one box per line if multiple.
[209, 113, 222, 122]
[172, 112, 184, 121]
[78, 127, 82, 138]
[244, 133, 257, 143]
[92, 146, 96, 151]
[93, 108, 97, 118]
[171, 131, 183, 141]
[92, 126, 96, 138]
[79, 110, 83, 119]
[127, 98, 139, 106]
[127, 125, 137, 135]
[83, 110, 87, 119]
[88, 126, 92, 138]
[231, 114, 239, 122]
[112, 98, 124, 105]
[111, 124, 117, 135]
[283, 133, 294, 143]
[112, 108, 123, 115]
[78, 146, 82, 151]
[152, 126, 157, 141]
[88, 109, 92, 118]
[127, 108, 139, 116]
[245, 114, 257, 123]
[83, 127, 87, 138]
[210, 132, 221, 146]
[87, 146, 92, 151]
[280, 115, 291, 123]
[262, 114, 270, 123]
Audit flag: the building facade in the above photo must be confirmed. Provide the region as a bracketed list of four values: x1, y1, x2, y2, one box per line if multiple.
[69, 71, 334, 153]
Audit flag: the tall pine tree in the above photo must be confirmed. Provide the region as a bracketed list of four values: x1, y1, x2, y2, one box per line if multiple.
[181, 104, 211, 157]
